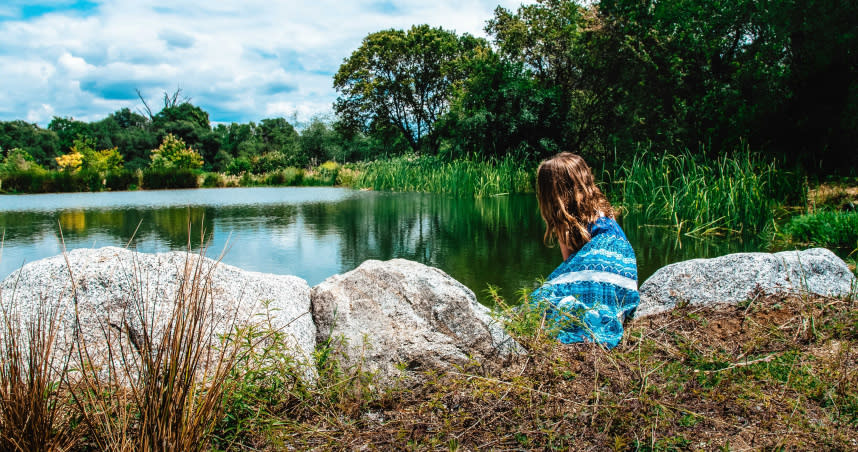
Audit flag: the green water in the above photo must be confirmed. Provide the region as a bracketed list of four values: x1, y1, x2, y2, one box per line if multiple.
[0, 187, 767, 303]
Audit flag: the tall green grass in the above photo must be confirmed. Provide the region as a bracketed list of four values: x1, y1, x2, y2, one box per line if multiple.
[346, 154, 535, 198]
[611, 149, 806, 236]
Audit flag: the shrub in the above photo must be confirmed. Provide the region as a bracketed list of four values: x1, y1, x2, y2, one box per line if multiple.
[1, 148, 44, 173]
[0, 169, 48, 193]
[150, 134, 203, 170]
[105, 169, 141, 191]
[142, 168, 199, 189]
[783, 210, 858, 251]
[201, 172, 224, 188]
[252, 151, 289, 174]
[226, 157, 252, 176]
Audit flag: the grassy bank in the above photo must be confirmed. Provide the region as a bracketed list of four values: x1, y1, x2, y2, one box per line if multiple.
[4, 271, 854, 450]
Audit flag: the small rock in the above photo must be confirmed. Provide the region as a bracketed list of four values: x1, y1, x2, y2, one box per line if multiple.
[636, 248, 857, 317]
[310, 259, 518, 383]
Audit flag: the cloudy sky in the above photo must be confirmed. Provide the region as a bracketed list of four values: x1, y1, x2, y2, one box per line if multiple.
[0, 0, 529, 127]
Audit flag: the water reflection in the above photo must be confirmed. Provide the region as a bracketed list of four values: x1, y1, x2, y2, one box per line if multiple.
[0, 188, 769, 303]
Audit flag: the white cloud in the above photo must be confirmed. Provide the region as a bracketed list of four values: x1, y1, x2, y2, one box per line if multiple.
[0, 0, 532, 126]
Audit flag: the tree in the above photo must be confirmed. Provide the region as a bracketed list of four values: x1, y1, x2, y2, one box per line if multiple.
[0, 120, 60, 167]
[151, 102, 218, 165]
[301, 118, 341, 164]
[150, 134, 203, 170]
[486, 0, 606, 155]
[334, 25, 487, 153]
[48, 117, 93, 154]
[438, 51, 565, 160]
[101, 108, 157, 169]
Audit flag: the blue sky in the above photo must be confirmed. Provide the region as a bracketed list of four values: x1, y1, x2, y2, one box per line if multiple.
[0, 0, 529, 127]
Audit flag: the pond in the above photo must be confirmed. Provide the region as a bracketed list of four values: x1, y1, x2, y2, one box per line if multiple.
[0, 187, 767, 303]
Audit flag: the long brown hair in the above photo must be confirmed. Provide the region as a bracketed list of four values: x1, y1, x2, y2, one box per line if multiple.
[536, 152, 614, 252]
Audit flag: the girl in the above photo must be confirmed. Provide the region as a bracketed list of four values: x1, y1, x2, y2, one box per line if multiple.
[530, 152, 639, 348]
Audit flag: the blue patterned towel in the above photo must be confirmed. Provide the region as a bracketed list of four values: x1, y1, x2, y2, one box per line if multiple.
[530, 216, 639, 348]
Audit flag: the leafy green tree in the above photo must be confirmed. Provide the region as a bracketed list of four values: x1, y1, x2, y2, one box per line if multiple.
[150, 133, 203, 170]
[215, 122, 256, 158]
[48, 117, 93, 155]
[334, 25, 487, 153]
[591, 0, 857, 167]
[151, 102, 218, 166]
[85, 108, 156, 169]
[486, 0, 602, 154]
[0, 120, 60, 167]
[257, 118, 301, 160]
[437, 49, 565, 160]
[301, 118, 341, 164]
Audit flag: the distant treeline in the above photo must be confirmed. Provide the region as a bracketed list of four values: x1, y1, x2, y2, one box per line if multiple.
[2, 0, 856, 176]
[0, 103, 373, 174]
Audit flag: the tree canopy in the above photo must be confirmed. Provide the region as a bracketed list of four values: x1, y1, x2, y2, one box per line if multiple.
[334, 25, 488, 153]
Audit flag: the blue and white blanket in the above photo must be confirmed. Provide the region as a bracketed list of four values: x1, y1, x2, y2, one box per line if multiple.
[530, 216, 639, 348]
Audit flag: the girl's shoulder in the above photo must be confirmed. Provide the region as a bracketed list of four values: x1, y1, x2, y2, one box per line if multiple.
[587, 215, 627, 239]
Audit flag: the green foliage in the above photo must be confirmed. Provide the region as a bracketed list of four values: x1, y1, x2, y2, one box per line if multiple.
[347, 154, 535, 197]
[142, 167, 199, 189]
[612, 148, 806, 235]
[252, 151, 289, 174]
[260, 167, 304, 186]
[0, 120, 60, 167]
[104, 169, 140, 191]
[438, 52, 565, 161]
[783, 211, 858, 251]
[226, 156, 252, 175]
[486, 0, 598, 154]
[65, 137, 125, 175]
[150, 133, 204, 170]
[48, 116, 93, 156]
[334, 24, 488, 152]
[1, 147, 44, 173]
[201, 172, 223, 188]
[301, 118, 342, 164]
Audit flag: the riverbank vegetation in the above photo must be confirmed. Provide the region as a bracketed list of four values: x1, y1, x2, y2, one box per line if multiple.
[1, 256, 855, 450]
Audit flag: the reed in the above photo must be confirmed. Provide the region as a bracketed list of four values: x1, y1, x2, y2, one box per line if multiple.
[69, 244, 246, 451]
[347, 154, 535, 198]
[0, 285, 76, 451]
[610, 148, 806, 236]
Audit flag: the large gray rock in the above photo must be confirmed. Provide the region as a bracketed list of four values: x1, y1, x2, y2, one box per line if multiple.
[311, 259, 517, 382]
[0, 246, 315, 380]
[637, 248, 857, 317]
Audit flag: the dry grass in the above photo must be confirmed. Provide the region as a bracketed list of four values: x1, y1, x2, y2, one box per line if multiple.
[70, 247, 246, 452]
[0, 242, 250, 452]
[233, 292, 858, 451]
[808, 183, 858, 212]
[0, 290, 76, 451]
